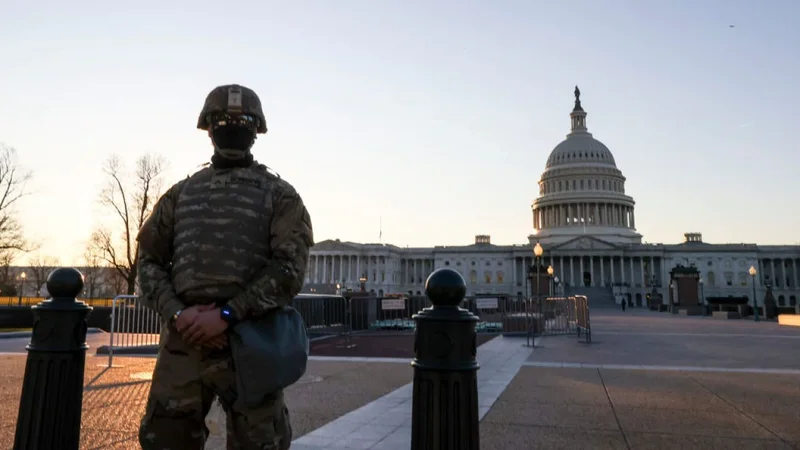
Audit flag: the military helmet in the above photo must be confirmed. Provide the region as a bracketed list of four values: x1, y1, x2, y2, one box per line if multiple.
[197, 84, 268, 134]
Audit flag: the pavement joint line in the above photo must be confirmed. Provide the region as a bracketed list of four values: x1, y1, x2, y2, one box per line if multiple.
[292, 336, 533, 449]
[596, 368, 631, 450]
[522, 361, 800, 374]
[684, 372, 794, 446]
[593, 331, 800, 339]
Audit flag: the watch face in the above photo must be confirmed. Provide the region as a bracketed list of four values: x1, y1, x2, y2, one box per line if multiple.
[221, 307, 234, 322]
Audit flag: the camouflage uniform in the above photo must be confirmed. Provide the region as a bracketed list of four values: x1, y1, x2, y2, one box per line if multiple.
[136, 84, 313, 450]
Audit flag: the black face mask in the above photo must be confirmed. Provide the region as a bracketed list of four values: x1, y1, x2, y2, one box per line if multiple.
[211, 125, 256, 168]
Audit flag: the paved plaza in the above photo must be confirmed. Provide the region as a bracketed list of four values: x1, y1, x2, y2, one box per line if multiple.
[0, 309, 798, 448]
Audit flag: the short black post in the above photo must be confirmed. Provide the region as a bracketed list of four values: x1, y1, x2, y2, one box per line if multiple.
[411, 268, 480, 450]
[13, 268, 92, 450]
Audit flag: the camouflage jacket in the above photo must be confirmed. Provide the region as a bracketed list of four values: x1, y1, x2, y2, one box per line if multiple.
[136, 162, 314, 321]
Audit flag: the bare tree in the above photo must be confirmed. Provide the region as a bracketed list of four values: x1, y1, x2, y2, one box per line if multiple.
[89, 154, 167, 295]
[27, 253, 60, 296]
[81, 244, 106, 298]
[108, 268, 127, 296]
[0, 249, 16, 285]
[0, 249, 18, 295]
[0, 144, 33, 253]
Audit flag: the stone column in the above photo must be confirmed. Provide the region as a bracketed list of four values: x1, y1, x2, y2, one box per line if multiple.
[600, 257, 605, 286]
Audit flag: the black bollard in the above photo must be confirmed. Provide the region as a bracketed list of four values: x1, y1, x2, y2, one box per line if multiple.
[13, 268, 93, 450]
[411, 268, 480, 450]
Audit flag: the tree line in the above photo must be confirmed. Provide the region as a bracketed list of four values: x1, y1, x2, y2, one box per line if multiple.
[0, 142, 167, 297]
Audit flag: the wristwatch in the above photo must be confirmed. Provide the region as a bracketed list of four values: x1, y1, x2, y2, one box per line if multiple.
[220, 304, 238, 325]
[172, 309, 183, 324]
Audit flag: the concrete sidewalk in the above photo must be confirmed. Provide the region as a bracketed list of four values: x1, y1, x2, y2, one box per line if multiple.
[0, 355, 414, 449]
[481, 365, 799, 449]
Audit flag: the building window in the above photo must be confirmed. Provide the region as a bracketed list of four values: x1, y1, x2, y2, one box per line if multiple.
[484, 272, 492, 284]
[707, 272, 716, 287]
[724, 272, 733, 286]
[738, 272, 748, 286]
[469, 270, 477, 284]
[497, 271, 504, 283]
[445, 261, 450, 266]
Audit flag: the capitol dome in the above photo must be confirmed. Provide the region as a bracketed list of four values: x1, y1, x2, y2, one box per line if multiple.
[545, 132, 617, 169]
[531, 87, 642, 246]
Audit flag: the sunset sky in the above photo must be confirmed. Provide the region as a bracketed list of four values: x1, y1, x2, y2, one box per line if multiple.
[2, 0, 798, 265]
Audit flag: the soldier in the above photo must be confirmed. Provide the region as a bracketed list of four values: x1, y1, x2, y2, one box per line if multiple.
[135, 84, 314, 449]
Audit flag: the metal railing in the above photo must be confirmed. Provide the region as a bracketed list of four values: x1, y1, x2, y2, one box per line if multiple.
[292, 294, 432, 337]
[107, 295, 162, 367]
[527, 295, 591, 347]
[100, 292, 591, 364]
[293, 294, 552, 337]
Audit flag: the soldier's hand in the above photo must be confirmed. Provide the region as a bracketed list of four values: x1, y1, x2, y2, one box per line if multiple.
[204, 334, 229, 350]
[175, 304, 215, 333]
[183, 309, 230, 346]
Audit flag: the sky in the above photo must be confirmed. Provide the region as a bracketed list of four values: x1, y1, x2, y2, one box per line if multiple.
[1, 0, 799, 266]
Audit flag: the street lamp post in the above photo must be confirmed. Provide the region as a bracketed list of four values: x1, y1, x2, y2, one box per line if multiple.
[749, 266, 759, 322]
[547, 265, 554, 295]
[533, 242, 543, 332]
[18, 271, 27, 307]
[359, 274, 367, 292]
[336, 283, 341, 295]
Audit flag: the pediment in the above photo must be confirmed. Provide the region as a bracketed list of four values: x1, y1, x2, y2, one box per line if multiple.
[550, 236, 619, 252]
[313, 239, 360, 251]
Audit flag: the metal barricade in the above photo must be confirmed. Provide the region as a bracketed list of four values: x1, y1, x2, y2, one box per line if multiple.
[107, 294, 162, 367]
[527, 295, 592, 347]
[574, 295, 592, 343]
[292, 294, 432, 342]
[290, 293, 594, 345]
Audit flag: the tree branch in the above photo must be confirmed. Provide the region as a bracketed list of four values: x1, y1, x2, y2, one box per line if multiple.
[89, 153, 167, 295]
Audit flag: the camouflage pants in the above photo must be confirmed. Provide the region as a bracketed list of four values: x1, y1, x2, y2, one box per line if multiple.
[139, 323, 293, 450]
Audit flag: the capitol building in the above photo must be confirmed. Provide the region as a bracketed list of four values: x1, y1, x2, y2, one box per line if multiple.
[304, 88, 800, 310]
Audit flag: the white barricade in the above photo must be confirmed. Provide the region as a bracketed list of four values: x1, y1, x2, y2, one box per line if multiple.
[107, 294, 162, 367]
